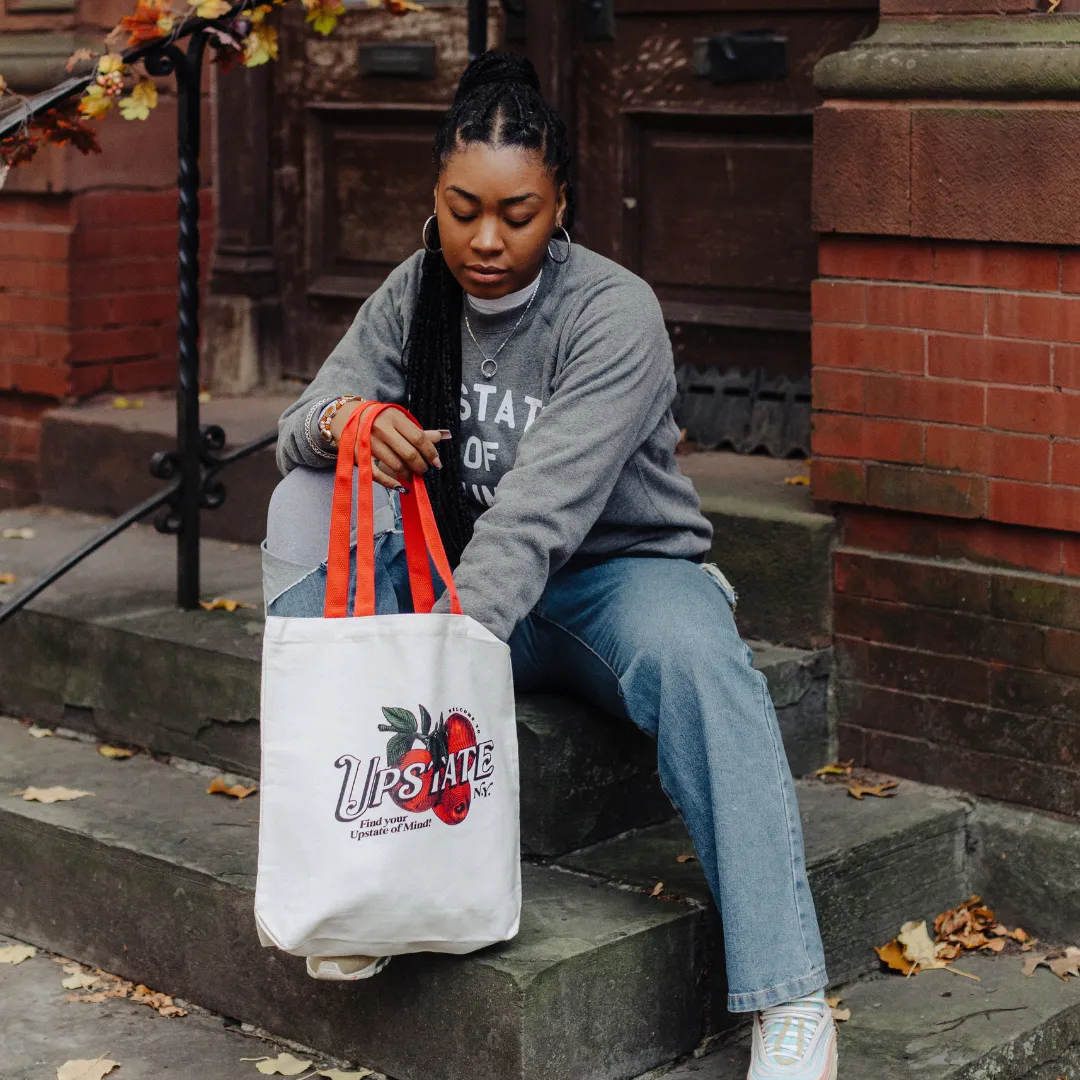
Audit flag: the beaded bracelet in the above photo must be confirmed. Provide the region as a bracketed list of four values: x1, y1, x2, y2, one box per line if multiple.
[317, 395, 365, 446]
[303, 399, 338, 462]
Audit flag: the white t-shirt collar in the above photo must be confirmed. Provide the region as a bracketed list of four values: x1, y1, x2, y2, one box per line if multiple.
[465, 270, 542, 316]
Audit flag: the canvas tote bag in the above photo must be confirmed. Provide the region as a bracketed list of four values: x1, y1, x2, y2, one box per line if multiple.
[255, 402, 521, 958]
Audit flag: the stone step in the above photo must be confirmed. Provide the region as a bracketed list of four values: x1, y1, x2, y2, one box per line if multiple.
[38, 394, 836, 648]
[664, 952, 1080, 1078]
[0, 717, 703, 1080]
[0, 506, 832, 857]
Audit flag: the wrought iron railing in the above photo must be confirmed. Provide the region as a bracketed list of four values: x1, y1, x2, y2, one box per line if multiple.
[0, 0, 491, 626]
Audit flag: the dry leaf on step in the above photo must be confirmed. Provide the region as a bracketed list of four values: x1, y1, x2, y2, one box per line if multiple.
[0, 944, 36, 964]
[899, 920, 945, 971]
[97, 746, 134, 760]
[981, 938, 1006, 953]
[317, 1070, 375, 1079]
[130, 983, 187, 1016]
[783, 475, 810, 486]
[676, 854, 697, 864]
[199, 597, 254, 612]
[62, 971, 103, 990]
[814, 760, 853, 778]
[0, 572, 15, 585]
[111, 397, 144, 409]
[847, 780, 898, 800]
[207, 777, 257, 799]
[56, 1058, 119, 1080]
[875, 938, 916, 975]
[825, 994, 850, 1020]
[28, 727, 53, 738]
[1, 527, 35, 540]
[650, 881, 664, 897]
[242, 1053, 313, 1075]
[11, 787, 93, 803]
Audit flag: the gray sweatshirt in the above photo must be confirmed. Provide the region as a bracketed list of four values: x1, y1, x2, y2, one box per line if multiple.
[277, 245, 713, 641]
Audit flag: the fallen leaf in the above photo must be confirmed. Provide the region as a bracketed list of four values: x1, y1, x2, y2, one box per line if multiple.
[28, 726, 53, 738]
[66, 991, 113, 1004]
[875, 939, 915, 975]
[831, 1004, 851, 1021]
[0, 572, 15, 585]
[199, 597, 254, 612]
[198, 390, 212, 403]
[1022, 954, 1043, 977]
[899, 920, 943, 971]
[676, 854, 697, 864]
[97, 746, 134, 760]
[0, 944, 36, 964]
[207, 777, 257, 800]
[62, 971, 103, 990]
[129, 982, 187, 1015]
[783, 475, 810, 486]
[56, 1058, 119, 1080]
[981, 937, 1006, 953]
[241, 1054, 314, 1076]
[317, 1070, 375, 1079]
[110, 397, 144, 409]
[1012, 927, 1031, 943]
[1, 527, 35, 539]
[814, 760, 853, 778]
[848, 779, 898, 800]
[650, 881, 664, 897]
[1049, 948, 1080, 981]
[11, 786, 93, 803]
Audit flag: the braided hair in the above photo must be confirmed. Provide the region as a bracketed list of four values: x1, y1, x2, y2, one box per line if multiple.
[403, 51, 575, 566]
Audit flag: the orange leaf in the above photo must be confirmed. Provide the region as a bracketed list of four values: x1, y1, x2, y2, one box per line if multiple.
[875, 939, 915, 975]
[118, 0, 174, 45]
[814, 760, 853, 778]
[848, 779, 898, 800]
[199, 597, 253, 612]
[207, 776, 257, 799]
[676, 854, 697, 864]
[650, 881, 664, 897]
[981, 937, 1006, 953]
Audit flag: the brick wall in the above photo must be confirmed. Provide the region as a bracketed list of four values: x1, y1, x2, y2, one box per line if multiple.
[813, 235, 1080, 815]
[0, 189, 214, 507]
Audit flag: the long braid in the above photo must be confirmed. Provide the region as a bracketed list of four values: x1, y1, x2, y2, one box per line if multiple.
[402, 51, 576, 566]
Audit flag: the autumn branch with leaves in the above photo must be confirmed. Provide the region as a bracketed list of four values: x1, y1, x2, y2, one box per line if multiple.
[0, 0, 421, 172]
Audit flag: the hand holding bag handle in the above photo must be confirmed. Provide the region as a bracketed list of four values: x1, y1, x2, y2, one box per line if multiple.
[324, 402, 463, 619]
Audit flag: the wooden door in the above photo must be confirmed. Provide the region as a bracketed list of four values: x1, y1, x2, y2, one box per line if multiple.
[569, 0, 876, 381]
[273, 1, 502, 378]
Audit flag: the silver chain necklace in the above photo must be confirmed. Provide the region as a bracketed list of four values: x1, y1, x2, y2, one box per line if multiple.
[464, 269, 542, 379]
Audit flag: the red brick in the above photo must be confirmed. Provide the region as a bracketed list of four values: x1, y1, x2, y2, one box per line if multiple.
[1065, 537, 1080, 576]
[71, 224, 179, 261]
[1045, 627, 1080, 677]
[0, 197, 74, 226]
[70, 326, 159, 364]
[991, 480, 1080, 532]
[833, 550, 873, 596]
[811, 280, 866, 324]
[813, 413, 924, 464]
[71, 292, 176, 330]
[865, 375, 985, 426]
[0, 294, 69, 328]
[988, 293, 1080, 343]
[817, 237, 930, 283]
[812, 369, 864, 414]
[0, 328, 39, 359]
[986, 386, 1080, 437]
[68, 260, 176, 295]
[0, 259, 69, 293]
[867, 464, 988, 518]
[74, 190, 177, 228]
[69, 363, 112, 398]
[926, 426, 1050, 483]
[1052, 440, 1080, 487]
[34, 331, 72, 365]
[928, 335, 1051, 386]
[6, 361, 69, 398]
[0, 226, 72, 261]
[110, 357, 176, 392]
[0, 415, 41, 460]
[812, 324, 925, 374]
[933, 242, 1060, 292]
[935, 518, 1064, 575]
[1054, 344, 1080, 390]
[839, 509, 938, 559]
[867, 284, 986, 335]
[883, 0, 1035, 12]
[811, 457, 866, 503]
[1061, 250, 1080, 294]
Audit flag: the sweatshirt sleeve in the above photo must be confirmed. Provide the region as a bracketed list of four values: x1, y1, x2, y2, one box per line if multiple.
[439, 275, 676, 641]
[275, 252, 422, 475]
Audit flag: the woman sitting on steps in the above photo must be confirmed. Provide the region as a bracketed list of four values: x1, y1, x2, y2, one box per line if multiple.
[263, 50, 836, 1080]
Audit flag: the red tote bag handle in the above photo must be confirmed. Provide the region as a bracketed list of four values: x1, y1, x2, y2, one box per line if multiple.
[324, 402, 463, 619]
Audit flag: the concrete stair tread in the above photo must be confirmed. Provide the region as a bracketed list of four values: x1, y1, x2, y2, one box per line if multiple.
[0, 505, 830, 856]
[0, 715, 702, 1080]
[668, 953, 1080, 1078]
[558, 778, 971, 987]
[37, 398, 836, 647]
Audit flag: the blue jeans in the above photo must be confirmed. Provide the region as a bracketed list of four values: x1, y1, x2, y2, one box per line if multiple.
[264, 486, 827, 1012]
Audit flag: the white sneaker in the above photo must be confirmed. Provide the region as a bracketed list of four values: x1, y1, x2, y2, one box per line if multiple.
[747, 990, 837, 1080]
[305, 955, 391, 981]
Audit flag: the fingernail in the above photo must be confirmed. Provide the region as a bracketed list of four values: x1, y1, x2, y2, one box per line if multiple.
[438, 429, 452, 441]
[395, 485, 409, 494]
[433, 455, 442, 469]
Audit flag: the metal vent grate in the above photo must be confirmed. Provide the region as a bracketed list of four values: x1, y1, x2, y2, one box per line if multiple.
[673, 366, 811, 458]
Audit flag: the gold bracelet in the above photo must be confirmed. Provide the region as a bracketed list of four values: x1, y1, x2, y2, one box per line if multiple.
[317, 396, 364, 446]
